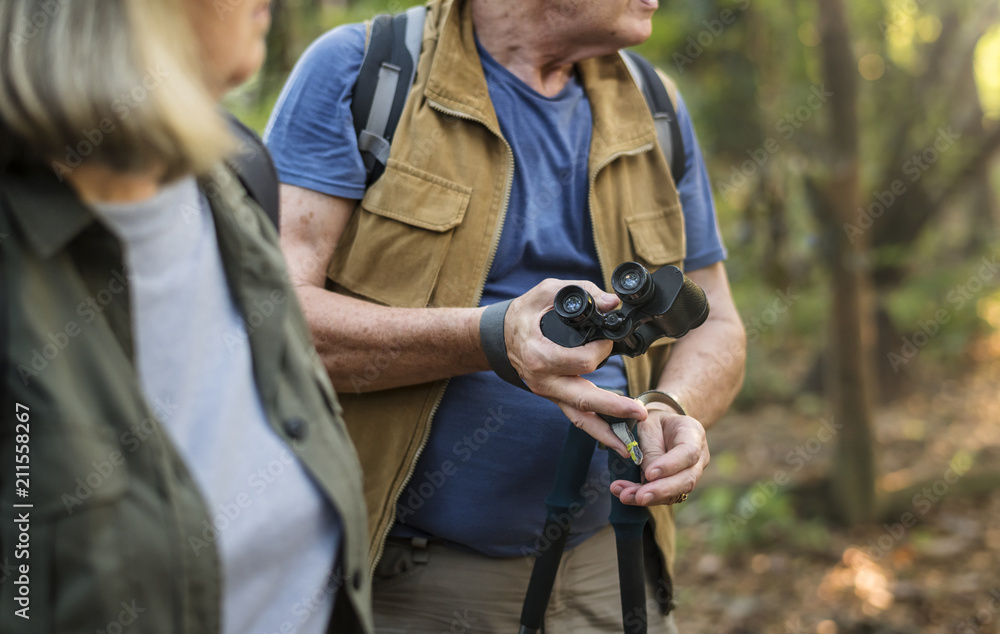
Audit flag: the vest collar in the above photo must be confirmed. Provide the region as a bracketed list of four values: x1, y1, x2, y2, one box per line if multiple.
[423, 0, 657, 163]
[1, 168, 96, 260]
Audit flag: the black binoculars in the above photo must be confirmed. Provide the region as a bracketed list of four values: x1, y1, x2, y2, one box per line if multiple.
[539, 262, 709, 358]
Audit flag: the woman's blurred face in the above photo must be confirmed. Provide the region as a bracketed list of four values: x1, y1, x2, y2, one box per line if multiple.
[185, 0, 271, 97]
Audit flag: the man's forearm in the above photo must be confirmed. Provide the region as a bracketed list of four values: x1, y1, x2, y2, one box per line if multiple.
[653, 315, 746, 428]
[650, 263, 746, 428]
[295, 284, 489, 393]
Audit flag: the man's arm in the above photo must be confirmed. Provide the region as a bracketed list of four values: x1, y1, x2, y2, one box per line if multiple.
[650, 262, 746, 428]
[278, 185, 486, 388]
[610, 261, 746, 505]
[278, 183, 648, 450]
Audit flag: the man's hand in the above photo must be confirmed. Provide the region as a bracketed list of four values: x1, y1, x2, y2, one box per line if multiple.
[502, 278, 648, 455]
[609, 404, 710, 506]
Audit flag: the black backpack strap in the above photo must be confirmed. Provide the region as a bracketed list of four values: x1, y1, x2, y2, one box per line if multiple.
[226, 113, 281, 230]
[351, 5, 426, 186]
[622, 51, 687, 186]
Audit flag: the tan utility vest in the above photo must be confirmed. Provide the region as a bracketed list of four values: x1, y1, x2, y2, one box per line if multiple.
[329, 0, 687, 579]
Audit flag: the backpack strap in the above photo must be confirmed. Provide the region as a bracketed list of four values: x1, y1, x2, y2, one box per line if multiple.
[351, 5, 426, 186]
[226, 113, 281, 230]
[621, 50, 687, 186]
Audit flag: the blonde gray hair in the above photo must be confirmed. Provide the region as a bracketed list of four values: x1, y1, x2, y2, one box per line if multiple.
[0, 0, 233, 180]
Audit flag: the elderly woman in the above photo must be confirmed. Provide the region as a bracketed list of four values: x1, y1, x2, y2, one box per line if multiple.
[0, 2, 370, 633]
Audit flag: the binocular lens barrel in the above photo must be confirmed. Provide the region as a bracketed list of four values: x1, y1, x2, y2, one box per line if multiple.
[611, 262, 654, 305]
[554, 286, 596, 325]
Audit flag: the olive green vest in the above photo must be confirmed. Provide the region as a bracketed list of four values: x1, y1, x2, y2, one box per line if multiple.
[329, 0, 686, 582]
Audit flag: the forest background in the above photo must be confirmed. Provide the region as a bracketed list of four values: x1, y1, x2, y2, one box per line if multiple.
[229, 1, 1000, 631]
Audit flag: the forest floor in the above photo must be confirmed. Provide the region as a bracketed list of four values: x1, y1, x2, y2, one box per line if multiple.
[670, 355, 1000, 634]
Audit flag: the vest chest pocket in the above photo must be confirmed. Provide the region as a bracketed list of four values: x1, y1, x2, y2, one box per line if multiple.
[625, 204, 686, 269]
[328, 160, 471, 308]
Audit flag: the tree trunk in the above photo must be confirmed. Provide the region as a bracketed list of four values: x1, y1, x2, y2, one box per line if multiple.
[261, 0, 292, 100]
[815, 0, 878, 526]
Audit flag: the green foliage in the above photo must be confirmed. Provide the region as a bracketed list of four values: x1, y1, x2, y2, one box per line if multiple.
[678, 481, 831, 556]
[228, 0, 1000, 405]
[638, 0, 1000, 402]
[884, 241, 1000, 366]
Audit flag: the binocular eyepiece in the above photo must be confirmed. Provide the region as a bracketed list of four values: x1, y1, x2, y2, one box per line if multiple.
[611, 262, 654, 306]
[540, 262, 709, 358]
[554, 286, 597, 325]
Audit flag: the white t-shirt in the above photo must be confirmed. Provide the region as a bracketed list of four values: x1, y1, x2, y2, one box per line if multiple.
[91, 176, 340, 634]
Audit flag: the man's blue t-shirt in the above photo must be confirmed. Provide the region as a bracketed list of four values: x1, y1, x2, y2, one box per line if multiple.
[265, 23, 726, 557]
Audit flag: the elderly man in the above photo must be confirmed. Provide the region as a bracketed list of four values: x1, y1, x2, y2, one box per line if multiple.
[265, 0, 745, 631]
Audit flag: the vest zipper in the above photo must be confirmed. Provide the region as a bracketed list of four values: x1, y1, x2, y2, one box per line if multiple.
[368, 378, 449, 577]
[426, 99, 517, 308]
[587, 142, 654, 396]
[369, 98, 516, 577]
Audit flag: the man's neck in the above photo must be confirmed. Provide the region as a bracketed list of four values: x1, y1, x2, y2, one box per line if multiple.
[471, 1, 610, 97]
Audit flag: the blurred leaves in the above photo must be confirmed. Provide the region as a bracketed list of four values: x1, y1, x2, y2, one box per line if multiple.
[229, 0, 1000, 400]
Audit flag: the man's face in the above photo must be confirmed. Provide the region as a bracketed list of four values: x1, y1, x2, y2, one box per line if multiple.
[543, 0, 658, 52]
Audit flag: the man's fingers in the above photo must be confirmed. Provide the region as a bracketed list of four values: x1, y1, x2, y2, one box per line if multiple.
[546, 376, 647, 422]
[531, 337, 611, 377]
[634, 414, 668, 464]
[643, 439, 702, 482]
[612, 462, 705, 506]
[610, 481, 640, 504]
[636, 415, 705, 479]
[557, 404, 628, 457]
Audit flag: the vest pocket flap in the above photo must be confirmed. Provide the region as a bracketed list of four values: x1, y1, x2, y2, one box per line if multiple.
[330, 161, 470, 308]
[363, 161, 471, 231]
[625, 206, 686, 266]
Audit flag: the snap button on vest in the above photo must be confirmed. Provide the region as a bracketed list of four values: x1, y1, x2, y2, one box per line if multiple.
[282, 417, 308, 440]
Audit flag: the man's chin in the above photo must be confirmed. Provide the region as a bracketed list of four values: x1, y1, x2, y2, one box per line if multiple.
[622, 21, 655, 48]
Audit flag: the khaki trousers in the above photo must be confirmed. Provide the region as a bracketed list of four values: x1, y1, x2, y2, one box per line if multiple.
[372, 524, 679, 633]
